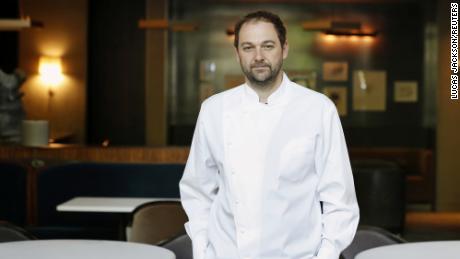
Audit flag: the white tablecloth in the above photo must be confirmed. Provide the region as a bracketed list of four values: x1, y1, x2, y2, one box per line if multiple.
[0, 240, 175, 259]
[356, 241, 460, 259]
[57, 197, 180, 213]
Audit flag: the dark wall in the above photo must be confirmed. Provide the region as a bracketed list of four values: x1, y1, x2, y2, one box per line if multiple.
[0, 0, 19, 73]
[311, 3, 431, 148]
[168, 2, 433, 148]
[87, 0, 146, 146]
[86, 1, 432, 148]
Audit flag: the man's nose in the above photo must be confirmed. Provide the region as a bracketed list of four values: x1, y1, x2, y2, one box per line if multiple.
[254, 47, 265, 61]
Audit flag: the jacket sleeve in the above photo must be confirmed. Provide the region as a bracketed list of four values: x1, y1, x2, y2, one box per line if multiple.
[179, 102, 219, 259]
[314, 99, 360, 259]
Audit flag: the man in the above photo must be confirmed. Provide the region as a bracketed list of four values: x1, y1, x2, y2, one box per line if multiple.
[180, 11, 359, 259]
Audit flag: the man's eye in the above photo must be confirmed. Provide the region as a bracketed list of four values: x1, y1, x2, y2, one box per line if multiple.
[263, 45, 274, 49]
[243, 46, 253, 51]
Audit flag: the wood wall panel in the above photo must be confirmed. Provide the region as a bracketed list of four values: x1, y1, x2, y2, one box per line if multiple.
[0, 145, 190, 163]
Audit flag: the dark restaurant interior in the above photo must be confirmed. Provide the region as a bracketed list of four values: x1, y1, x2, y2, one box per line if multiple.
[0, 0, 459, 258]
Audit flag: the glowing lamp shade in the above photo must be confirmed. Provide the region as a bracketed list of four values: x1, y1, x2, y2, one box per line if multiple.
[39, 56, 63, 86]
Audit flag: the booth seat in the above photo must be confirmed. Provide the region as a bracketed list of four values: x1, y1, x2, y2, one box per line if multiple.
[28, 162, 185, 240]
[0, 162, 28, 226]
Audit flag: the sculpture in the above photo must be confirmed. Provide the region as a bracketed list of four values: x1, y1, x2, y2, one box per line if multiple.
[0, 69, 26, 143]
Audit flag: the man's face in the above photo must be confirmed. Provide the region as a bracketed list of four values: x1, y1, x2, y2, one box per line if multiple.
[235, 20, 288, 87]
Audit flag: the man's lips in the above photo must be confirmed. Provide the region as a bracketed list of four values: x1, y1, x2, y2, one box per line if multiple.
[251, 65, 270, 70]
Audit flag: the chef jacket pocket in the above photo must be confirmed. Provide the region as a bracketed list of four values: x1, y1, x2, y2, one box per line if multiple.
[278, 137, 315, 181]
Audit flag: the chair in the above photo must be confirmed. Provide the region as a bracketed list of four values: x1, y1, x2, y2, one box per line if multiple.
[162, 234, 193, 259]
[352, 159, 406, 233]
[340, 225, 406, 259]
[128, 201, 188, 245]
[0, 221, 36, 242]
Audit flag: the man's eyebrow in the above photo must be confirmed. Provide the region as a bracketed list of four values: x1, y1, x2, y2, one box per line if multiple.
[240, 40, 276, 46]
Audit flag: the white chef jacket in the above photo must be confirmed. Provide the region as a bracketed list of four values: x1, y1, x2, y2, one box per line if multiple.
[180, 73, 359, 259]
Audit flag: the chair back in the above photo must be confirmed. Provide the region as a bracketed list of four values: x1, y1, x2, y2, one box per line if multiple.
[341, 225, 406, 259]
[129, 201, 187, 245]
[162, 234, 193, 259]
[352, 159, 406, 233]
[0, 221, 36, 243]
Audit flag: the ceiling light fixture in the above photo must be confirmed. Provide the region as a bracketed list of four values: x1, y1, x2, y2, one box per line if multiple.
[303, 20, 377, 37]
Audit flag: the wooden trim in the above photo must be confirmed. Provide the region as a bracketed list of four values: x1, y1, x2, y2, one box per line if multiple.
[301, 20, 331, 30]
[0, 18, 43, 30]
[138, 19, 198, 32]
[0, 146, 190, 163]
[171, 23, 199, 32]
[138, 19, 168, 29]
[0, 18, 31, 30]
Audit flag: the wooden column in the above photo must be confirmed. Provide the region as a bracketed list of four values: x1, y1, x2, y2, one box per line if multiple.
[436, 0, 460, 210]
[145, 0, 168, 146]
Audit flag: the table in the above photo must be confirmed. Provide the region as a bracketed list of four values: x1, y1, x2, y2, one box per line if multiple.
[355, 241, 460, 259]
[57, 197, 180, 213]
[57, 197, 181, 240]
[0, 240, 175, 259]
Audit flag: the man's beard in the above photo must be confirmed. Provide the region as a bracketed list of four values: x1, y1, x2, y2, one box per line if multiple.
[241, 60, 282, 87]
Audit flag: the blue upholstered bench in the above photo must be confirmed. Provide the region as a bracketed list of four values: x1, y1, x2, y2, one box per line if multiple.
[29, 162, 185, 240]
[0, 162, 28, 226]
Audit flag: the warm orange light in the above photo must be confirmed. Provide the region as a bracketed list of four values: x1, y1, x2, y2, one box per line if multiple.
[349, 36, 359, 42]
[362, 36, 374, 43]
[321, 32, 376, 45]
[324, 34, 337, 43]
[38, 56, 63, 86]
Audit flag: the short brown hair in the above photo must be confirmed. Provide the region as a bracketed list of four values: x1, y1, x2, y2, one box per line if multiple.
[234, 11, 287, 48]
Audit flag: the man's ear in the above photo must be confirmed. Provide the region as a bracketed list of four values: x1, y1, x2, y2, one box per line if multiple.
[282, 40, 289, 60]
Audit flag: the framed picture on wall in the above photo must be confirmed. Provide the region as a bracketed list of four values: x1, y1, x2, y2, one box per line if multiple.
[323, 86, 348, 116]
[287, 70, 317, 90]
[199, 60, 217, 81]
[352, 70, 387, 111]
[394, 81, 418, 102]
[322, 61, 348, 81]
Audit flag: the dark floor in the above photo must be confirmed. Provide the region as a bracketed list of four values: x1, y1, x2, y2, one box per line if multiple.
[403, 212, 460, 241]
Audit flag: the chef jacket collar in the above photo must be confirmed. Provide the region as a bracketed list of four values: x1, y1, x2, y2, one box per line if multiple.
[243, 72, 290, 107]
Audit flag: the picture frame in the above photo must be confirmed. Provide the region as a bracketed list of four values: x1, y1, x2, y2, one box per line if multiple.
[322, 62, 348, 81]
[394, 81, 418, 103]
[287, 70, 318, 90]
[352, 70, 387, 111]
[323, 86, 348, 116]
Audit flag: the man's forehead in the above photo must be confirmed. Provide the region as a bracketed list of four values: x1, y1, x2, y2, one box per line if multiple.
[239, 20, 279, 44]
